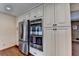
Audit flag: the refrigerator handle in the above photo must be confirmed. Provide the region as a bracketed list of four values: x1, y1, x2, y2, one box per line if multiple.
[27, 20, 30, 54]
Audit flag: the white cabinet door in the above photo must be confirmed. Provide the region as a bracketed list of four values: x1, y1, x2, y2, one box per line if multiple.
[35, 5, 43, 18]
[55, 27, 72, 56]
[43, 4, 54, 28]
[30, 5, 43, 20]
[25, 14, 30, 20]
[30, 8, 36, 20]
[43, 28, 55, 56]
[55, 3, 71, 27]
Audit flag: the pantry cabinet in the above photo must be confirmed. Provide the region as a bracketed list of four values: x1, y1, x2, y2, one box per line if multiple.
[43, 3, 72, 56]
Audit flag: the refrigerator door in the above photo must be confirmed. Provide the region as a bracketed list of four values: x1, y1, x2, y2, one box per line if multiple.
[19, 41, 29, 54]
[23, 21, 28, 42]
[19, 21, 28, 42]
[19, 20, 30, 55]
[19, 22, 24, 41]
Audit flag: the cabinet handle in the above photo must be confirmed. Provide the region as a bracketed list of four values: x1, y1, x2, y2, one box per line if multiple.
[34, 16, 36, 18]
[53, 24, 57, 26]
[53, 28, 57, 30]
[34, 52, 37, 54]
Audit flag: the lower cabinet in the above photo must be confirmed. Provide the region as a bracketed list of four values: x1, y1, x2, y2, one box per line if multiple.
[55, 27, 72, 56]
[43, 28, 56, 56]
[43, 27, 71, 56]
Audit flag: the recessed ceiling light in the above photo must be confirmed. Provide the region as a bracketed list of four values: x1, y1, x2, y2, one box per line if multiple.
[4, 5, 13, 11]
[6, 7, 11, 10]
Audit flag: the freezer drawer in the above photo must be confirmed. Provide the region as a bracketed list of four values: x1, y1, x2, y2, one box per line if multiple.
[19, 41, 29, 55]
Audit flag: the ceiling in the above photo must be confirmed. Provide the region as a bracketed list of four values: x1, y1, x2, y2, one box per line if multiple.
[0, 3, 41, 17]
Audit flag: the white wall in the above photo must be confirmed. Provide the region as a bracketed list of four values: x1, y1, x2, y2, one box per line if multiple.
[0, 13, 17, 50]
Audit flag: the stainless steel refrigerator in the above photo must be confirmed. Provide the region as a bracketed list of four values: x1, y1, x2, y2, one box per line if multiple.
[19, 20, 30, 55]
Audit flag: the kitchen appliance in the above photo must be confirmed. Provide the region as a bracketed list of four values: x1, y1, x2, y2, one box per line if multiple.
[19, 20, 30, 55]
[29, 19, 43, 51]
[19, 19, 43, 55]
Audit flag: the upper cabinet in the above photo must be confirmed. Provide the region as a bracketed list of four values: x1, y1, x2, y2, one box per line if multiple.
[43, 3, 71, 28]
[18, 12, 30, 23]
[43, 4, 54, 28]
[55, 3, 71, 27]
[25, 13, 30, 20]
[30, 5, 43, 20]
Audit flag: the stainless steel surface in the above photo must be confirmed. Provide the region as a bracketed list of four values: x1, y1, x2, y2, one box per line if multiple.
[19, 20, 29, 55]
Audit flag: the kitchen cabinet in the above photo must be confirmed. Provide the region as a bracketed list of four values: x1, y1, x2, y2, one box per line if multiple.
[43, 4, 54, 28]
[43, 27, 71, 56]
[55, 3, 71, 27]
[43, 3, 71, 28]
[43, 28, 55, 56]
[25, 13, 30, 21]
[30, 5, 43, 20]
[55, 27, 71, 56]
[43, 3, 72, 56]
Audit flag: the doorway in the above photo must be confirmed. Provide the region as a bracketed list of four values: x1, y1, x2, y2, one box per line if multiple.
[71, 21, 79, 56]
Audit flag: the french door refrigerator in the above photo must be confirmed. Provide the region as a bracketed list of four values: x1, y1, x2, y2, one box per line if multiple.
[19, 20, 30, 55]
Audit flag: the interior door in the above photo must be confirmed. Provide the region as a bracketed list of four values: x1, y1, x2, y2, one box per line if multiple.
[43, 28, 55, 56]
[55, 27, 72, 56]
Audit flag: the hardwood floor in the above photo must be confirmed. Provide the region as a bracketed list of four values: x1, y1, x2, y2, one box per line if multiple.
[0, 46, 24, 56]
[72, 42, 79, 56]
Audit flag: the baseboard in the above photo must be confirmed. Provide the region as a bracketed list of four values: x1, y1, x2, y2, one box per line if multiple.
[0, 45, 17, 51]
